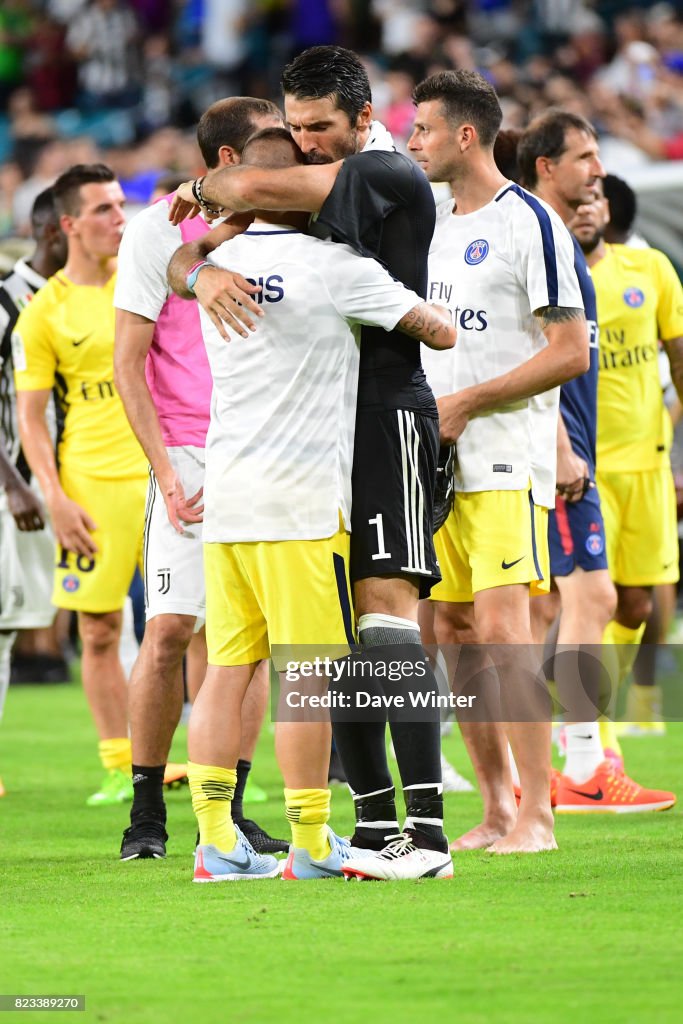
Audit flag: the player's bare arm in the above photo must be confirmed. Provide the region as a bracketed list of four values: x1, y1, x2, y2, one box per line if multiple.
[0, 444, 45, 531]
[556, 411, 593, 502]
[396, 303, 456, 350]
[168, 161, 342, 225]
[114, 309, 204, 534]
[662, 335, 683, 404]
[167, 219, 264, 337]
[16, 388, 97, 557]
[437, 307, 588, 444]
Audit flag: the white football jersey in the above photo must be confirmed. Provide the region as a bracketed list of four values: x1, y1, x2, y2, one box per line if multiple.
[424, 183, 584, 508]
[201, 224, 421, 543]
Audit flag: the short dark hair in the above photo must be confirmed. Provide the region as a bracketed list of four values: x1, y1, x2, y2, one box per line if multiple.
[53, 163, 116, 217]
[197, 97, 283, 168]
[493, 128, 522, 182]
[413, 70, 503, 148]
[602, 173, 637, 239]
[281, 46, 371, 124]
[517, 109, 597, 189]
[241, 126, 306, 168]
[30, 186, 59, 229]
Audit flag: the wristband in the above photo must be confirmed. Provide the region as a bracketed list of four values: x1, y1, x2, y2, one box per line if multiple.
[186, 260, 210, 295]
[192, 176, 222, 217]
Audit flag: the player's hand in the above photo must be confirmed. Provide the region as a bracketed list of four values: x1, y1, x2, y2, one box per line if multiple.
[437, 393, 471, 444]
[556, 448, 594, 503]
[6, 478, 45, 531]
[50, 495, 98, 557]
[194, 267, 264, 340]
[168, 182, 203, 225]
[163, 474, 204, 535]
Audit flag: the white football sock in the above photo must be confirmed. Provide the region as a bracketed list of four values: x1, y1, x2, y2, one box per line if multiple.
[564, 723, 604, 783]
[508, 744, 520, 787]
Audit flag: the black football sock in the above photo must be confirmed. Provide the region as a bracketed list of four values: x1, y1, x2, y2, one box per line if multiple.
[131, 764, 166, 822]
[350, 786, 400, 849]
[359, 616, 446, 850]
[231, 758, 251, 823]
[329, 651, 397, 848]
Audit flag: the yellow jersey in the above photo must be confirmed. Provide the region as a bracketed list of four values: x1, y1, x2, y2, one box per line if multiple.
[592, 244, 683, 473]
[13, 271, 146, 480]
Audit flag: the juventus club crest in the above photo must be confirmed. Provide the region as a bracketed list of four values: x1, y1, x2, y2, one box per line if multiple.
[157, 568, 171, 595]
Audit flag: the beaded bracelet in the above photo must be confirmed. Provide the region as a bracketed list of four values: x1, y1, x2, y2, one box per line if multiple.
[191, 176, 222, 218]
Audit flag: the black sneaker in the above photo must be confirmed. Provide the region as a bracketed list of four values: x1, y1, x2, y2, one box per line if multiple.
[236, 818, 289, 855]
[120, 817, 168, 860]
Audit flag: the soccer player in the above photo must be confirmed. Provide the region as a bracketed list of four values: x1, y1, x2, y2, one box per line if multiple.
[187, 127, 455, 881]
[570, 177, 683, 787]
[517, 115, 675, 812]
[168, 46, 453, 879]
[408, 71, 589, 853]
[114, 97, 286, 861]
[0, 187, 67, 797]
[14, 164, 148, 806]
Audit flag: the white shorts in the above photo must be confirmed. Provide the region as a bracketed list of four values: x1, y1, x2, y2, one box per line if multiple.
[144, 446, 205, 628]
[0, 495, 56, 630]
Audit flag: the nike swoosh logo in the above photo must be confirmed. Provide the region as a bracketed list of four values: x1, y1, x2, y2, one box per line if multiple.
[314, 862, 341, 876]
[72, 333, 94, 347]
[567, 787, 603, 801]
[216, 852, 251, 870]
[501, 557, 524, 570]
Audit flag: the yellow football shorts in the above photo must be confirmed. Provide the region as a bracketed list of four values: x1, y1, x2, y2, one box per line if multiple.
[53, 468, 147, 613]
[204, 525, 354, 667]
[430, 487, 550, 603]
[597, 466, 679, 586]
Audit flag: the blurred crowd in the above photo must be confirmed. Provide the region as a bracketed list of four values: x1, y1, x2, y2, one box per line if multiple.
[1, 0, 682, 237]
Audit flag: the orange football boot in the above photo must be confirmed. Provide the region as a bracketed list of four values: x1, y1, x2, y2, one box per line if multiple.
[163, 763, 188, 788]
[555, 760, 676, 813]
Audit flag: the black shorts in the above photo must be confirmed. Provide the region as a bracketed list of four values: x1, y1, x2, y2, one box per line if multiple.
[351, 408, 441, 598]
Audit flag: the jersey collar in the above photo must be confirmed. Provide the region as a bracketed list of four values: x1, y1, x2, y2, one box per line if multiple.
[13, 257, 47, 291]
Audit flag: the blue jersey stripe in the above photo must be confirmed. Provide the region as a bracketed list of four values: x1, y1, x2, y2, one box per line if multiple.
[496, 184, 559, 306]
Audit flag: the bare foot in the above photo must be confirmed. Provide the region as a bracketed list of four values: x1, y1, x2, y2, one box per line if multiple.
[450, 816, 515, 852]
[487, 819, 557, 855]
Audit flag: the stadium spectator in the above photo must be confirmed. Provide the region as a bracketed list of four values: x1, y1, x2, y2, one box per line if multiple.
[66, 0, 142, 113]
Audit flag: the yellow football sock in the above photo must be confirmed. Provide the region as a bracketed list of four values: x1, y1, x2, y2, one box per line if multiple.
[626, 683, 663, 724]
[599, 719, 622, 757]
[98, 737, 132, 773]
[284, 787, 331, 860]
[188, 762, 237, 852]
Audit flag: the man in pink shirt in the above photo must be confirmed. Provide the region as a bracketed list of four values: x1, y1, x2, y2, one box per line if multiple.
[114, 96, 285, 861]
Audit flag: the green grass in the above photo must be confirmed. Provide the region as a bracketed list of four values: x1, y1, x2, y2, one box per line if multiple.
[1, 683, 682, 1024]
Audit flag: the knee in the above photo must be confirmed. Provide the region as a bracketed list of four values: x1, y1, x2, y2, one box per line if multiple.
[587, 577, 618, 627]
[143, 615, 195, 666]
[79, 612, 121, 656]
[617, 588, 652, 630]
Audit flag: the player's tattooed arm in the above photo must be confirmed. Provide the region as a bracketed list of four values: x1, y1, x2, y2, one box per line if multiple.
[663, 336, 683, 405]
[397, 303, 456, 350]
[535, 306, 586, 329]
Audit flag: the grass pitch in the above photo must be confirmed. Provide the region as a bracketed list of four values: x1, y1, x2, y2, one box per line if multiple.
[1, 681, 682, 1024]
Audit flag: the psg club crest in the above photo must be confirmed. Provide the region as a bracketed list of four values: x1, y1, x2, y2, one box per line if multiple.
[465, 239, 489, 265]
[585, 533, 605, 557]
[62, 574, 80, 593]
[623, 287, 645, 308]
